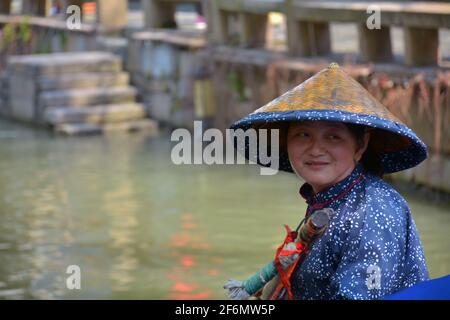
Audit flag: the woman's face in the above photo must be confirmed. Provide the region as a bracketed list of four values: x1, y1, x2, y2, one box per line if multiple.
[287, 121, 369, 194]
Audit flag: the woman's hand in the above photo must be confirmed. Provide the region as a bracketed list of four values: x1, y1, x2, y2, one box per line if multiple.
[223, 279, 251, 300]
[279, 242, 300, 269]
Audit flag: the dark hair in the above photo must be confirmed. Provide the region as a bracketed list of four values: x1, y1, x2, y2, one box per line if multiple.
[345, 123, 384, 177]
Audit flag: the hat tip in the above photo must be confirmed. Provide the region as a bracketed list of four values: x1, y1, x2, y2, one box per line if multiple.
[328, 62, 340, 69]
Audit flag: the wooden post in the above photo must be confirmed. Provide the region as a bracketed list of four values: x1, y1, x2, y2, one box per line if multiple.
[286, 0, 330, 56]
[404, 27, 439, 66]
[239, 13, 267, 48]
[203, 0, 214, 43]
[209, 0, 228, 44]
[287, 20, 330, 57]
[309, 22, 331, 56]
[287, 20, 309, 56]
[358, 25, 393, 62]
[0, 0, 12, 14]
[142, 0, 176, 28]
[286, 0, 305, 55]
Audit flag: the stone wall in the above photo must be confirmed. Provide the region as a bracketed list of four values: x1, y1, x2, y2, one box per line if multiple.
[126, 29, 207, 130]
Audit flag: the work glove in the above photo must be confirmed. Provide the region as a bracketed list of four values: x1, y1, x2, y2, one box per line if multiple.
[223, 279, 250, 300]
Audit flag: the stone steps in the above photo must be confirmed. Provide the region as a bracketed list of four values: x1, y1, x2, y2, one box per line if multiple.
[7, 51, 158, 136]
[55, 119, 159, 135]
[38, 72, 130, 91]
[39, 86, 138, 109]
[7, 51, 122, 76]
[44, 103, 147, 125]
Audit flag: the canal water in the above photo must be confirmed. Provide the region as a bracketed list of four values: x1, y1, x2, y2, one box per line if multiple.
[0, 118, 448, 299]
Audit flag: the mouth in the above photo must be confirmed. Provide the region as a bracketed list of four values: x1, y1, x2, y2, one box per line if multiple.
[304, 161, 330, 169]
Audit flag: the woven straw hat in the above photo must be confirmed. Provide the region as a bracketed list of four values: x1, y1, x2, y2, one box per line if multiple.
[230, 63, 427, 174]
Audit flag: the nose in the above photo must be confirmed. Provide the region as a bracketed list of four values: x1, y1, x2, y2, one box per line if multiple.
[308, 138, 326, 157]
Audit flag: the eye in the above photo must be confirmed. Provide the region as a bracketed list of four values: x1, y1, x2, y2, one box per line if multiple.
[328, 134, 340, 140]
[296, 132, 309, 138]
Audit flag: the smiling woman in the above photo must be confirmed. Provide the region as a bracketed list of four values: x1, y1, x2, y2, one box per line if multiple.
[287, 121, 370, 194]
[224, 63, 430, 300]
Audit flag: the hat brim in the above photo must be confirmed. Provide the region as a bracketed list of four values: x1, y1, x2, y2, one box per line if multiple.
[230, 109, 428, 174]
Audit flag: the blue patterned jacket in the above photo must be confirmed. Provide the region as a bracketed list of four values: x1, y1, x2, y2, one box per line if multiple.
[291, 162, 429, 299]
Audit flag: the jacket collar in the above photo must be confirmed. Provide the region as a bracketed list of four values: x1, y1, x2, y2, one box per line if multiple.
[299, 162, 365, 208]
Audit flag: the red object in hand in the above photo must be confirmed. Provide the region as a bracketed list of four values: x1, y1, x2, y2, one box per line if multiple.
[272, 224, 308, 300]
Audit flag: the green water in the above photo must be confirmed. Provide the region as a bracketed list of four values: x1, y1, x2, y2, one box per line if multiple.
[0, 119, 448, 299]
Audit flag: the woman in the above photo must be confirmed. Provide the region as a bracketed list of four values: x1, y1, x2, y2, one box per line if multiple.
[224, 63, 429, 300]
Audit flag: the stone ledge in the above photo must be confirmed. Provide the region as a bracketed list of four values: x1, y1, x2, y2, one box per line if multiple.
[45, 103, 146, 125]
[55, 119, 159, 136]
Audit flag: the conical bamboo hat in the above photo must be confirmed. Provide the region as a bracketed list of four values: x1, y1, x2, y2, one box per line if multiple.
[230, 63, 427, 174]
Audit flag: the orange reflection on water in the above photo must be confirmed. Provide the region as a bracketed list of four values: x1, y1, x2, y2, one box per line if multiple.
[166, 212, 220, 299]
[168, 271, 212, 300]
[170, 231, 190, 248]
[181, 255, 195, 268]
[169, 290, 212, 300]
[173, 281, 197, 292]
[181, 222, 198, 229]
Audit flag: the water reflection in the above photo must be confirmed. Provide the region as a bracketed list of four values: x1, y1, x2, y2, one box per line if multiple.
[0, 131, 73, 299]
[167, 212, 215, 299]
[102, 155, 139, 292]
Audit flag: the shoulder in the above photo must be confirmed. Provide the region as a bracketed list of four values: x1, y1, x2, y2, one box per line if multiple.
[335, 174, 411, 241]
[363, 174, 409, 210]
[351, 174, 413, 240]
[362, 174, 411, 222]
[338, 174, 409, 222]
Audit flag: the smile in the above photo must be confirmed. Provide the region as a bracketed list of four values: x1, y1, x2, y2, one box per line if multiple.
[305, 161, 330, 169]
